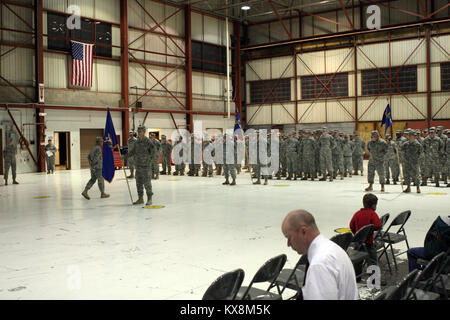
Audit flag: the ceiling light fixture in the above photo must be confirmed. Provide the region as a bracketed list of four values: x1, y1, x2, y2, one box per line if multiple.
[241, 5, 251, 10]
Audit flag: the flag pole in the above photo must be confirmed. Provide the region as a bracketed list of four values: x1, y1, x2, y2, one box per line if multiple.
[119, 151, 134, 205]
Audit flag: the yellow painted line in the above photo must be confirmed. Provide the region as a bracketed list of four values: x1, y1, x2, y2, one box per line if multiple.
[34, 196, 50, 199]
[144, 205, 165, 209]
[168, 179, 181, 181]
[427, 193, 447, 196]
[274, 185, 289, 187]
[334, 228, 352, 234]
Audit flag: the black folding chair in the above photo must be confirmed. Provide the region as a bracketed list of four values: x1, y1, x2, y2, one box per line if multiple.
[347, 224, 374, 279]
[273, 254, 307, 297]
[405, 252, 446, 300]
[412, 251, 449, 300]
[378, 210, 411, 273]
[374, 213, 390, 242]
[383, 269, 419, 300]
[330, 232, 354, 251]
[202, 269, 245, 300]
[236, 254, 287, 300]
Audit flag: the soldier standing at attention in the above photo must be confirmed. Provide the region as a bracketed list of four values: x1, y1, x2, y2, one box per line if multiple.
[150, 133, 161, 180]
[160, 135, 172, 175]
[352, 131, 366, 176]
[384, 134, 399, 185]
[436, 126, 448, 185]
[396, 129, 408, 178]
[302, 129, 316, 181]
[318, 127, 335, 182]
[3, 138, 19, 185]
[82, 137, 109, 200]
[129, 125, 154, 206]
[366, 131, 388, 192]
[44, 137, 57, 174]
[401, 131, 423, 193]
[342, 134, 354, 177]
[444, 129, 450, 187]
[126, 130, 137, 179]
[280, 134, 287, 178]
[285, 131, 299, 180]
[418, 129, 427, 185]
[423, 127, 444, 187]
[314, 130, 321, 179]
[296, 130, 304, 179]
[332, 130, 345, 180]
[222, 133, 237, 186]
[173, 136, 185, 176]
[202, 137, 214, 177]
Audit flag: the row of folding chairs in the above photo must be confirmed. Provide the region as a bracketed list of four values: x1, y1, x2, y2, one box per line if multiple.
[202, 231, 367, 300]
[375, 250, 450, 300]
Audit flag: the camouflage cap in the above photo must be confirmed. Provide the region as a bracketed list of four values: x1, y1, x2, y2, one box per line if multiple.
[396, 130, 402, 134]
[322, 127, 327, 131]
[423, 129, 428, 133]
[371, 130, 379, 137]
[137, 125, 146, 132]
[96, 137, 103, 142]
[386, 134, 391, 139]
[436, 126, 444, 131]
[354, 131, 360, 136]
[429, 127, 436, 132]
[129, 130, 134, 134]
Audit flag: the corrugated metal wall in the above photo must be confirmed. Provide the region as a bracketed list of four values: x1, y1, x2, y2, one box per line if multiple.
[246, 33, 449, 126]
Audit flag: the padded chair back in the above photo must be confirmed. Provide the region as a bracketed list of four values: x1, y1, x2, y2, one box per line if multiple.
[385, 269, 419, 300]
[389, 210, 411, 230]
[202, 269, 245, 300]
[416, 252, 447, 284]
[351, 224, 374, 249]
[252, 254, 287, 283]
[374, 214, 390, 241]
[330, 232, 354, 251]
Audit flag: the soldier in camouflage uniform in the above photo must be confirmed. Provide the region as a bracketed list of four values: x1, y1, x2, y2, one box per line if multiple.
[223, 133, 237, 185]
[301, 129, 316, 181]
[422, 127, 444, 187]
[214, 134, 224, 176]
[129, 125, 154, 206]
[401, 131, 423, 193]
[352, 131, 366, 176]
[366, 131, 388, 192]
[332, 130, 344, 180]
[285, 131, 299, 180]
[279, 134, 287, 178]
[127, 131, 137, 179]
[384, 134, 399, 185]
[253, 131, 270, 185]
[318, 127, 335, 182]
[314, 130, 321, 178]
[418, 129, 427, 185]
[44, 137, 57, 174]
[3, 138, 19, 185]
[82, 137, 109, 199]
[188, 134, 201, 177]
[160, 135, 172, 175]
[173, 136, 186, 176]
[150, 133, 161, 180]
[342, 134, 354, 177]
[436, 126, 448, 184]
[444, 129, 450, 187]
[296, 130, 304, 179]
[202, 137, 214, 177]
[396, 129, 408, 179]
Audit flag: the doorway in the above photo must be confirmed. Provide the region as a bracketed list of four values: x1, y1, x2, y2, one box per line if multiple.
[148, 129, 161, 140]
[55, 132, 71, 170]
[80, 129, 104, 169]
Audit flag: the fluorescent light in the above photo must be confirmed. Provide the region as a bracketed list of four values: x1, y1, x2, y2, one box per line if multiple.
[241, 5, 251, 10]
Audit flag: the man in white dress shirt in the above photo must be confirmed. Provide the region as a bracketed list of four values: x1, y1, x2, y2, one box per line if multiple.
[282, 210, 359, 300]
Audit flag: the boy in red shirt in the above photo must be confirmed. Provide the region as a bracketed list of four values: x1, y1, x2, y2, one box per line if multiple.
[350, 193, 382, 267]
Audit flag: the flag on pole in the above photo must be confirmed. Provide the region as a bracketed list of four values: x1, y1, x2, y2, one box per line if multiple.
[70, 40, 94, 87]
[234, 111, 242, 133]
[381, 103, 393, 135]
[102, 109, 119, 183]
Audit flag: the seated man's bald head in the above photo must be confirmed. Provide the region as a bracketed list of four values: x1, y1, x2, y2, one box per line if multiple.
[283, 210, 318, 233]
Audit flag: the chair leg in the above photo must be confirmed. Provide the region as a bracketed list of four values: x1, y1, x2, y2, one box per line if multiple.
[379, 245, 392, 274]
[389, 244, 398, 271]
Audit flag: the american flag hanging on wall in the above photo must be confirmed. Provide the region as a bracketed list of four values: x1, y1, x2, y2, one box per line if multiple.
[70, 40, 94, 88]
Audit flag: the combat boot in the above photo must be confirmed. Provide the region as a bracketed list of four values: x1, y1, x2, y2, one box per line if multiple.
[381, 184, 385, 192]
[353, 170, 357, 175]
[319, 175, 327, 181]
[293, 175, 297, 181]
[393, 179, 397, 185]
[133, 196, 144, 205]
[329, 175, 333, 182]
[286, 174, 292, 180]
[436, 179, 440, 187]
[223, 179, 230, 185]
[365, 184, 373, 191]
[264, 177, 268, 185]
[447, 183, 450, 187]
[360, 171, 364, 176]
[195, 171, 199, 177]
[344, 172, 347, 177]
[101, 192, 110, 198]
[403, 185, 411, 193]
[276, 173, 281, 180]
[155, 174, 159, 180]
[13, 180, 19, 184]
[349, 173, 352, 178]
[420, 179, 427, 186]
[202, 171, 207, 177]
[173, 171, 179, 176]
[4, 179, 7, 185]
[146, 195, 152, 206]
[253, 178, 261, 185]
[47, 170, 50, 174]
[416, 186, 421, 193]
[340, 174, 344, 180]
[160, 170, 166, 175]
[81, 189, 90, 200]
[301, 176, 307, 180]
[208, 173, 213, 177]
[385, 179, 390, 185]
[230, 179, 236, 186]
[310, 176, 315, 181]
[127, 174, 135, 179]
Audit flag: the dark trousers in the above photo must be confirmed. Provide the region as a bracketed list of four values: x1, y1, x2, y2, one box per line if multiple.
[407, 247, 425, 272]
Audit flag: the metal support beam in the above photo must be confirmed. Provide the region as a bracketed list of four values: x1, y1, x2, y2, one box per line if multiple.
[120, 0, 130, 146]
[185, 4, 193, 132]
[268, 0, 293, 40]
[35, 0, 45, 172]
[338, 0, 354, 29]
[426, 27, 431, 126]
[234, 21, 242, 116]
